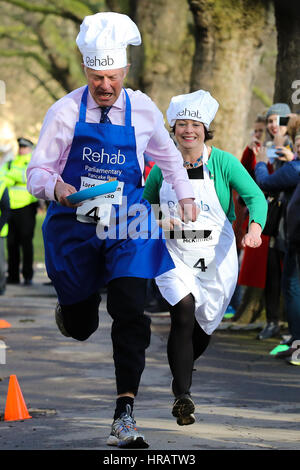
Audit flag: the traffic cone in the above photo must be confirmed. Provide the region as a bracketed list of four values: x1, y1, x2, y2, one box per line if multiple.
[0, 319, 11, 328]
[4, 375, 32, 421]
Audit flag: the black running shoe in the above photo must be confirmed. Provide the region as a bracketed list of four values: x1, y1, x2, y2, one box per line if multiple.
[172, 393, 195, 426]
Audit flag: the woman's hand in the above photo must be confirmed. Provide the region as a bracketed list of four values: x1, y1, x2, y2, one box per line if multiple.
[241, 222, 262, 248]
[276, 146, 294, 162]
[248, 135, 261, 156]
[255, 146, 268, 163]
[54, 181, 81, 208]
[177, 198, 200, 223]
[158, 217, 183, 231]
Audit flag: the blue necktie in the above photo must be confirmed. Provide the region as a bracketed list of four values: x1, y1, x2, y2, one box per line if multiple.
[100, 106, 111, 123]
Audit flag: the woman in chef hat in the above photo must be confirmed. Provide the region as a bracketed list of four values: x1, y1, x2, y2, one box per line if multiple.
[143, 90, 268, 426]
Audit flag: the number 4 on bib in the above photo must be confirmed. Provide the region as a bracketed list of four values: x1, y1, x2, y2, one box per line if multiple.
[193, 258, 208, 272]
[86, 207, 100, 222]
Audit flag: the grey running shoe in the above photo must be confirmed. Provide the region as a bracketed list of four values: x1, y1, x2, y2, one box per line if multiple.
[55, 303, 70, 337]
[257, 322, 280, 340]
[107, 404, 149, 448]
[172, 393, 195, 426]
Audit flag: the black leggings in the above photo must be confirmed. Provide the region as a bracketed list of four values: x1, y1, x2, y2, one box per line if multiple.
[168, 294, 210, 397]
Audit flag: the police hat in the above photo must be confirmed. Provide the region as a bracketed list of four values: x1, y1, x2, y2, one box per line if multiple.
[17, 137, 34, 148]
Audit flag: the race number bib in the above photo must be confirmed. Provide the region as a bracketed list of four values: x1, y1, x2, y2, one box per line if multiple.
[182, 250, 216, 280]
[76, 177, 124, 225]
[176, 228, 217, 280]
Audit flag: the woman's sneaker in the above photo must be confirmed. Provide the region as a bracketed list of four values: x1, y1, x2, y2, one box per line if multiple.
[107, 404, 149, 448]
[172, 393, 195, 426]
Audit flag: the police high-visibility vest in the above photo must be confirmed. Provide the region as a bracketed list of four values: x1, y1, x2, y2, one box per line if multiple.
[3, 153, 37, 209]
[0, 180, 8, 237]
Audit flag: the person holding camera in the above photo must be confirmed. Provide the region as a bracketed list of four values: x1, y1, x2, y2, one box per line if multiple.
[239, 104, 294, 340]
[254, 114, 300, 365]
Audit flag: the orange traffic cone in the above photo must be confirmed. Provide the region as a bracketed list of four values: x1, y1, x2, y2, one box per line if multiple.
[4, 375, 32, 421]
[0, 319, 11, 328]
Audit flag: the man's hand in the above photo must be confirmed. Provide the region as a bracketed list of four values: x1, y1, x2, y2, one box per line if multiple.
[54, 181, 81, 208]
[177, 198, 199, 223]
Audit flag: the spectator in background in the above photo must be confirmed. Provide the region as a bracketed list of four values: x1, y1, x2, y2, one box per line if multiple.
[4, 138, 39, 285]
[286, 115, 300, 286]
[228, 115, 267, 320]
[0, 177, 10, 295]
[254, 114, 300, 365]
[295, 134, 300, 159]
[286, 114, 300, 160]
[238, 104, 293, 340]
[240, 114, 267, 179]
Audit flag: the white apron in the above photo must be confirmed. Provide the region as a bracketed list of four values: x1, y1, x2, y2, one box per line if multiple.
[155, 145, 238, 335]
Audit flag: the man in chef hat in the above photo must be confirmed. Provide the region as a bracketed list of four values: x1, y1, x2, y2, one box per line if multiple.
[27, 12, 198, 448]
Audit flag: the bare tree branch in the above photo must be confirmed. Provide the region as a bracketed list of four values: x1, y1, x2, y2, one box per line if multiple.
[0, 0, 93, 24]
[0, 25, 39, 47]
[25, 66, 61, 102]
[0, 49, 51, 73]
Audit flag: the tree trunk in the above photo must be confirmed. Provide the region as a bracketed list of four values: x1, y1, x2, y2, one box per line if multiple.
[130, 0, 195, 114]
[273, 0, 300, 112]
[189, 0, 273, 157]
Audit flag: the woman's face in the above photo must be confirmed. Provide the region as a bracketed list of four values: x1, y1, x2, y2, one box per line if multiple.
[254, 121, 265, 142]
[267, 114, 287, 138]
[174, 120, 205, 150]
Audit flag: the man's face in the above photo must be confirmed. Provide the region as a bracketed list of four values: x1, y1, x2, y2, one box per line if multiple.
[83, 65, 129, 107]
[19, 146, 32, 155]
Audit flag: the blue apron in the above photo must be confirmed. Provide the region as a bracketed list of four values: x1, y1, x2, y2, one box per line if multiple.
[43, 86, 174, 304]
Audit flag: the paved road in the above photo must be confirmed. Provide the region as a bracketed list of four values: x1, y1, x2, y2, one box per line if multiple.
[0, 265, 299, 458]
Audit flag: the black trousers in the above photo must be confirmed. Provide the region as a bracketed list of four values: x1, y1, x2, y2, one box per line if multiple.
[59, 277, 150, 396]
[7, 203, 38, 282]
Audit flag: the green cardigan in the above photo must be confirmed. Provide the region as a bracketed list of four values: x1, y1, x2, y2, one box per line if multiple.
[143, 146, 267, 229]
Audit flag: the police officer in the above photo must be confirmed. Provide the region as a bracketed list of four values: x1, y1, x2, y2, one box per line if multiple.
[5, 137, 38, 285]
[0, 177, 10, 294]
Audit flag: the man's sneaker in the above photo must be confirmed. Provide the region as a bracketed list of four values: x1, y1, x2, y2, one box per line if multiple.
[107, 404, 149, 448]
[172, 393, 195, 426]
[55, 303, 70, 337]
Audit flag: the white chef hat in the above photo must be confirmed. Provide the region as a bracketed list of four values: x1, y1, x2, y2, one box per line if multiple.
[76, 12, 141, 70]
[166, 90, 219, 129]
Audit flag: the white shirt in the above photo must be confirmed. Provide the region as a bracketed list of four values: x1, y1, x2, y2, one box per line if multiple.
[27, 87, 194, 202]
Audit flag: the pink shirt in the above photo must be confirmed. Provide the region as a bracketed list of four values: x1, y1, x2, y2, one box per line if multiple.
[27, 87, 194, 201]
